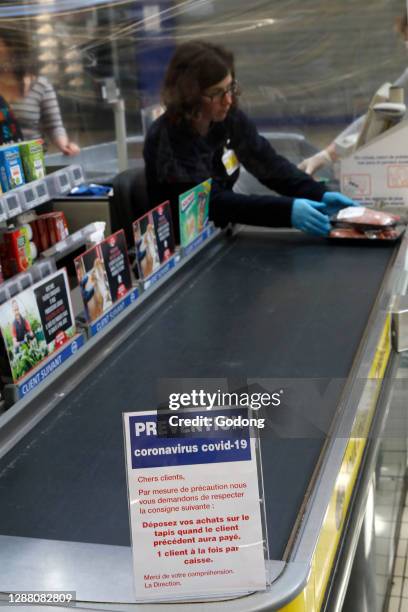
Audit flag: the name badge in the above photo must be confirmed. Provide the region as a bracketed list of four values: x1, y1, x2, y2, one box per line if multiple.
[222, 147, 240, 175]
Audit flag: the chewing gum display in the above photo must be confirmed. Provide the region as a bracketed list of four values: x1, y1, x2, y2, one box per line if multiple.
[18, 139, 45, 182]
[0, 145, 25, 192]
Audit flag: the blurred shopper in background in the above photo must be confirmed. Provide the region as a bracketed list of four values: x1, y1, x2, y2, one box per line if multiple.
[0, 94, 22, 144]
[299, 6, 408, 176]
[144, 40, 356, 241]
[0, 27, 80, 155]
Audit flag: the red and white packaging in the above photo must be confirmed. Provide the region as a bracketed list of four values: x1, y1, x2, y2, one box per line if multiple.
[34, 216, 50, 252]
[0, 227, 32, 278]
[45, 212, 69, 244]
[30, 211, 69, 253]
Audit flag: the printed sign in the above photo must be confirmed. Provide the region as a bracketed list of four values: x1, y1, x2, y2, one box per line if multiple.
[0, 269, 75, 383]
[75, 229, 132, 322]
[178, 180, 212, 248]
[340, 119, 408, 212]
[123, 407, 266, 601]
[75, 244, 113, 323]
[100, 230, 132, 301]
[34, 271, 74, 352]
[133, 201, 175, 280]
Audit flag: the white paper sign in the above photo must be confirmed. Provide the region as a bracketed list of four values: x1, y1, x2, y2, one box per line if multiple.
[123, 408, 267, 601]
[340, 119, 408, 213]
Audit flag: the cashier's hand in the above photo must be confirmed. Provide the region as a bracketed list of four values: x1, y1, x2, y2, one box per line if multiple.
[322, 192, 359, 216]
[291, 199, 331, 236]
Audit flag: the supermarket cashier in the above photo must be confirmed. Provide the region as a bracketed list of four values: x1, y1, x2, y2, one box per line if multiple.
[143, 40, 356, 241]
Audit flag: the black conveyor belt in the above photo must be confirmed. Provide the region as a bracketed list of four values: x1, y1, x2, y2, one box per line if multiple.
[0, 231, 395, 560]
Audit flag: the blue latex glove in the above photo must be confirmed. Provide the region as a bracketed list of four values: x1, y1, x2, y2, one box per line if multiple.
[291, 199, 331, 236]
[322, 191, 359, 216]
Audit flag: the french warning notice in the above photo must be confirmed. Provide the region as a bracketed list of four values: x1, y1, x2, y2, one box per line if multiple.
[123, 409, 267, 601]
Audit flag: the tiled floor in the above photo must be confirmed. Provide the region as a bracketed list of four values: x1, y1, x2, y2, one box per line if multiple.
[387, 499, 408, 612]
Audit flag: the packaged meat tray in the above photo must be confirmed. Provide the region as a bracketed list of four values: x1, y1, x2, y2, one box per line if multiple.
[329, 226, 405, 242]
[331, 206, 400, 229]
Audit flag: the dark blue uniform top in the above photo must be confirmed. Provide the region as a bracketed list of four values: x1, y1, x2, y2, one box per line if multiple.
[143, 107, 326, 235]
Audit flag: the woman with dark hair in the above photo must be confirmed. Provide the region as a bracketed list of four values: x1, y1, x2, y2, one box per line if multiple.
[0, 27, 79, 155]
[143, 40, 355, 240]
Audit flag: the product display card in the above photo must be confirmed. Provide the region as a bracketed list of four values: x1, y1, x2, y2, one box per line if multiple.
[0, 268, 76, 383]
[75, 243, 113, 323]
[123, 407, 267, 602]
[100, 230, 132, 302]
[178, 179, 212, 248]
[133, 201, 175, 280]
[75, 229, 132, 321]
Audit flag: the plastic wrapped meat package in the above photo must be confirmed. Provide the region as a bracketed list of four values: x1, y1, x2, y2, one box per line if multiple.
[329, 206, 405, 241]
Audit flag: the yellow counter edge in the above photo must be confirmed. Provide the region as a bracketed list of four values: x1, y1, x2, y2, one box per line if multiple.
[279, 314, 391, 612]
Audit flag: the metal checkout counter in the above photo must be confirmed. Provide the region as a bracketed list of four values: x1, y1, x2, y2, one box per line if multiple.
[0, 225, 407, 612]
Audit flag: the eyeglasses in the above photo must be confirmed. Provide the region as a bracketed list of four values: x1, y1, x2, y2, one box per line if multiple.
[202, 80, 240, 102]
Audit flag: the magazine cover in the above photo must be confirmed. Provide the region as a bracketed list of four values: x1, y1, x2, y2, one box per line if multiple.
[99, 229, 132, 301]
[75, 244, 113, 322]
[178, 179, 212, 247]
[0, 269, 75, 383]
[133, 201, 176, 280]
[133, 211, 161, 280]
[152, 201, 175, 264]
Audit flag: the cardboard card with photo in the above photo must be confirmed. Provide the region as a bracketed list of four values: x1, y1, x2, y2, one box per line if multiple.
[178, 179, 212, 248]
[75, 244, 113, 323]
[133, 211, 161, 280]
[0, 287, 48, 383]
[34, 269, 76, 355]
[99, 230, 132, 302]
[151, 201, 175, 264]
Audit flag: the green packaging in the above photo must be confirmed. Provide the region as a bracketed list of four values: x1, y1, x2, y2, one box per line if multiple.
[18, 139, 45, 182]
[178, 179, 212, 247]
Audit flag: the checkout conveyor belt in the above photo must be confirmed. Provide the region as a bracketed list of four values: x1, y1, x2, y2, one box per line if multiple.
[0, 231, 393, 559]
[0, 230, 396, 575]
